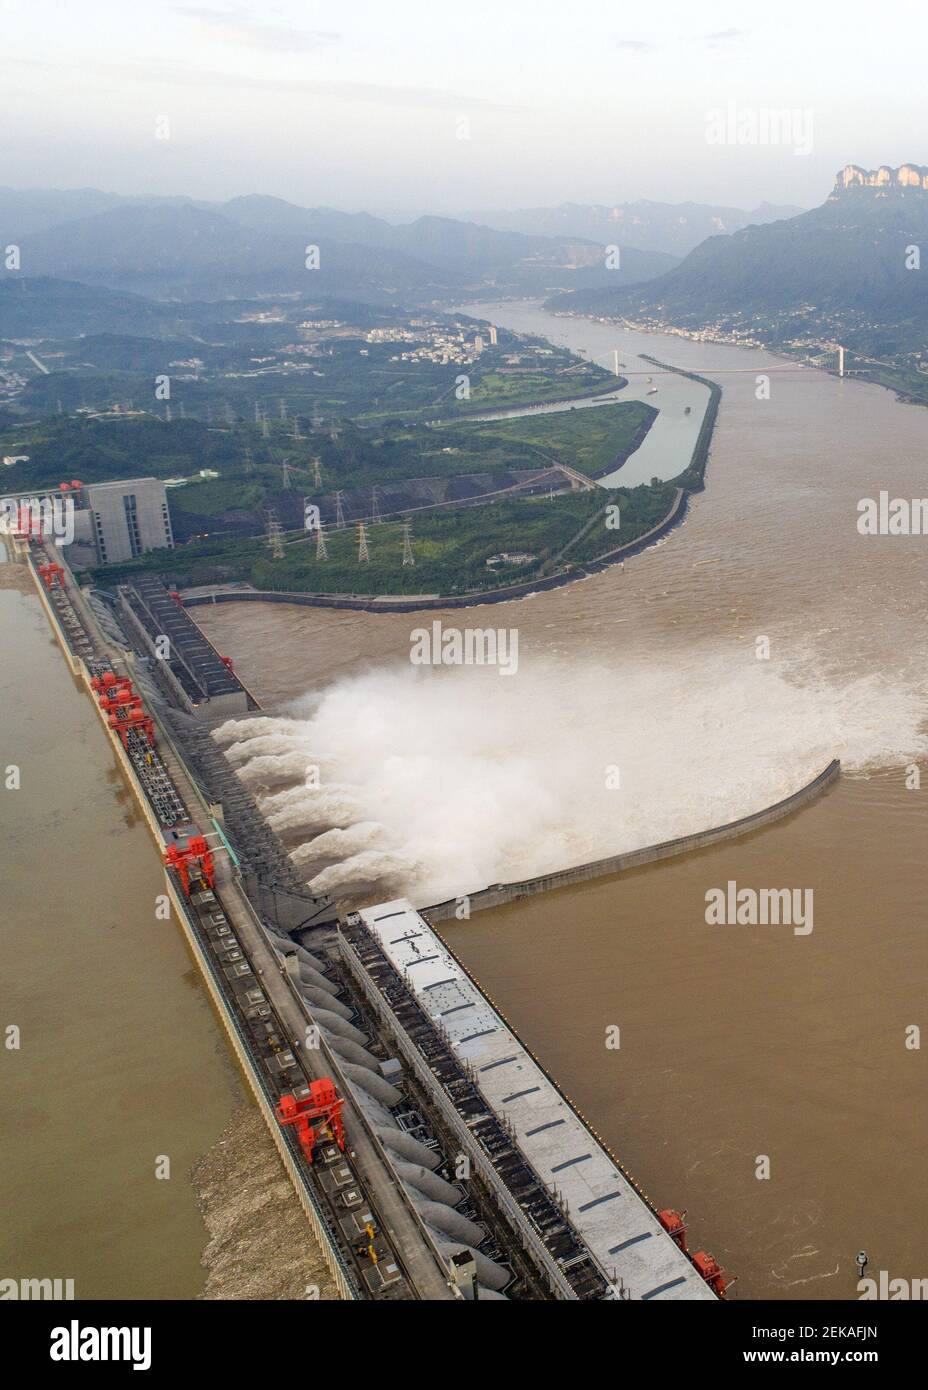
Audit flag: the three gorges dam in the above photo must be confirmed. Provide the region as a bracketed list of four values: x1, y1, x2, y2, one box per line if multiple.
[13, 526, 836, 1301]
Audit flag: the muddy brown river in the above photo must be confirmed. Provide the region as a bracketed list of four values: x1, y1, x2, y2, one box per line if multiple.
[194, 302, 928, 1301]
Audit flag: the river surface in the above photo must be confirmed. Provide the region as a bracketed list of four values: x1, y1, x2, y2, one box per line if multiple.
[455, 303, 710, 487]
[0, 576, 245, 1297]
[193, 300, 928, 1302]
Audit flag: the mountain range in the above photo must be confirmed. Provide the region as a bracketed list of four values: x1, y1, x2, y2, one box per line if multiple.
[547, 167, 928, 354]
[466, 199, 804, 258]
[0, 188, 677, 305]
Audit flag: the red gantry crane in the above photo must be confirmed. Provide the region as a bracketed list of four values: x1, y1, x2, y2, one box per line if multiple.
[275, 1079, 345, 1164]
[163, 835, 216, 895]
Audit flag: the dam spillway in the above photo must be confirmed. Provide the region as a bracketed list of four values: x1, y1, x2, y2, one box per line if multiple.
[17, 534, 727, 1301]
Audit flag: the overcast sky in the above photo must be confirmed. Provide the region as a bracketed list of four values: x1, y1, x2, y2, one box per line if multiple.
[1, 0, 924, 216]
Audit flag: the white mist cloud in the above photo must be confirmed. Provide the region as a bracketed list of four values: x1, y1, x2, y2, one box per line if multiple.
[215, 652, 928, 907]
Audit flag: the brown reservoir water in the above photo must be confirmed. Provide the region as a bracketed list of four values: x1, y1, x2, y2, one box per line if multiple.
[196, 304, 928, 1300]
[0, 578, 245, 1298]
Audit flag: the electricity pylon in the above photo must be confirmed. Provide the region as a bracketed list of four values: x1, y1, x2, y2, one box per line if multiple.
[316, 522, 328, 561]
[357, 521, 370, 562]
[402, 519, 414, 567]
[266, 510, 284, 559]
[371, 487, 381, 525]
[335, 490, 346, 529]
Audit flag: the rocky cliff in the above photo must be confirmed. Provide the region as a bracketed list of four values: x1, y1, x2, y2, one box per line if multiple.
[833, 163, 928, 194]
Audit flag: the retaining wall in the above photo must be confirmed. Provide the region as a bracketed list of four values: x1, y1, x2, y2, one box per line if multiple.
[425, 759, 840, 920]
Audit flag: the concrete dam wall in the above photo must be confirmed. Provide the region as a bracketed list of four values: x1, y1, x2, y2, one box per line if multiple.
[425, 759, 840, 920]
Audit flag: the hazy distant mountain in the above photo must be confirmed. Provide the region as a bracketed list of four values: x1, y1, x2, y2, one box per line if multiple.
[0, 276, 183, 338]
[0, 187, 131, 237]
[1, 187, 677, 305]
[218, 195, 679, 289]
[16, 201, 454, 301]
[0, 275, 411, 343]
[0, 186, 208, 237]
[469, 199, 804, 258]
[547, 167, 928, 350]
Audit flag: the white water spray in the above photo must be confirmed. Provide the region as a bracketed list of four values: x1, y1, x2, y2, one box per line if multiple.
[214, 650, 928, 906]
[290, 823, 385, 867]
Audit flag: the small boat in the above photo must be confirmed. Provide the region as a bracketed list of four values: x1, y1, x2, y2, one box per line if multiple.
[647, 386, 658, 395]
[684, 405, 691, 415]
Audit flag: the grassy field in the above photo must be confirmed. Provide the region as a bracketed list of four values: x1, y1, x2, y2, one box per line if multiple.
[6, 376, 676, 599]
[92, 479, 678, 598]
[1, 398, 657, 528]
[442, 400, 657, 478]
